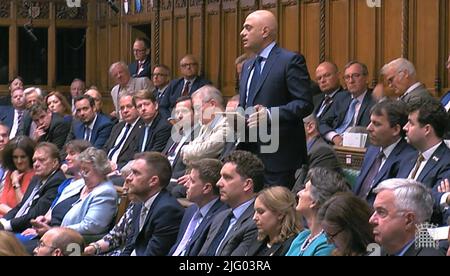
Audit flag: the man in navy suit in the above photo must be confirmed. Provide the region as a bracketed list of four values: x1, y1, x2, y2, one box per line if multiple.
[121, 152, 184, 256]
[397, 98, 450, 225]
[169, 159, 227, 256]
[354, 100, 416, 205]
[134, 89, 171, 153]
[159, 55, 211, 119]
[319, 61, 376, 146]
[238, 10, 313, 189]
[151, 64, 171, 105]
[0, 88, 27, 139]
[65, 95, 113, 149]
[128, 37, 151, 78]
[313, 61, 344, 120]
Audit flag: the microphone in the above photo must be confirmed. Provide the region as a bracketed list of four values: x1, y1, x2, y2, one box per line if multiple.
[107, 0, 120, 14]
[24, 24, 38, 42]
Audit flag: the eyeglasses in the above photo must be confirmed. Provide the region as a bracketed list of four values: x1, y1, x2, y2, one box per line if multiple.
[133, 49, 146, 53]
[324, 229, 343, 242]
[152, 73, 168, 77]
[180, 63, 198, 68]
[37, 241, 57, 251]
[343, 73, 362, 81]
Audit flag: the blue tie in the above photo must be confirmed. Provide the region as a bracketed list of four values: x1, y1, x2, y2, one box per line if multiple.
[336, 98, 358, 134]
[173, 210, 203, 256]
[246, 56, 263, 108]
[108, 124, 132, 159]
[140, 125, 150, 152]
[205, 210, 233, 256]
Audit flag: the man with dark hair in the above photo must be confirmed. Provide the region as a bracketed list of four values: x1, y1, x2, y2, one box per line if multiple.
[66, 95, 113, 149]
[152, 64, 171, 104]
[121, 152, 184, 256]
[129, 37, 151, 78]
[34, 227, 85, 256]
[169, 158, 227, 256]
[354, 100, 416, 204]
[0, 142, 65, 232]
[0, 88, 27, 139]
[397, 98, 450, 225]
[0, 123, 10, 190]
[199, 150, 264, 256]
[28, 103, 71, 150]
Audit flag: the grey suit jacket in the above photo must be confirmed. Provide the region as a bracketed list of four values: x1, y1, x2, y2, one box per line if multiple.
[110, 77, 153, 116]
[400, 84, 433, 104]
[199, 199, 257, 256]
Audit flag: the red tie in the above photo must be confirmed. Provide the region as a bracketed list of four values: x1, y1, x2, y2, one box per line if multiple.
[182, 81, 191, 96]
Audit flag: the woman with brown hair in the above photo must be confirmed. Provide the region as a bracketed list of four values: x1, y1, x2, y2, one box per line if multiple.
[45, 91, 72, 122]
[0, 231, 29, 256]
[318, 192, 374, 256]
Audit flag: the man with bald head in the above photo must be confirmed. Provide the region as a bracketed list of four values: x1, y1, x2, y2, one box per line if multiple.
[313, 61, 344, 120]
[34, 227, 85, 256]
[238, 10, 313, 189]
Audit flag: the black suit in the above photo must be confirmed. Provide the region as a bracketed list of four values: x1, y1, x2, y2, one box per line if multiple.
[103, 118, 145, 169]
[239, 44, 313, 188]
[3, 170, 66, 232]
[121, 190, 184, 256]
[36, 113, 71, 150]
[246, 235, 296, 256]
[128, 58, 151, 78]
[135, 113, 172, 153]
[313, 87, 344, 120]
[159, 76, 211, 119]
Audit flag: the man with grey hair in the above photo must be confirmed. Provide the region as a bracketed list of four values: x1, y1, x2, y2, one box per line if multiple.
[381, 58, 433, 103]
[181, 85, 230, 166]
[369, 178, 445, 256]
[24, 87, 43, 109]
[109, 61, 153, 119]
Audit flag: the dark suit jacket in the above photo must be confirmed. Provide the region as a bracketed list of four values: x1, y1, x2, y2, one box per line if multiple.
[246, 235, 296, 256]
[0, 95, 11, 106]
[66, 112, 113, 149]
[159, 76, 211, 119]
[313, 87, 344, 120]
[103, 118, 145, 169]
[128, 58, 151, 78]
[199, 200, 257, 256]
[3, 170, 66, 232]
[354, 139, 416, 205]
[168, 199, 227, 256]
[36, 113, 71, 150]
[319, 90, 375, 137]
[136, 113, 172, 153]
[239, 45, 313, 173]
[308, 136, 341, 172]
[382, 243, 445, 256]
[0, 105, 15, 130]
[121, 190, 184, 256]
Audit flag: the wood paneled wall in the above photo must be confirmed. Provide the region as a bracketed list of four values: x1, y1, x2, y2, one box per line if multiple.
[1, 0, 449, 112]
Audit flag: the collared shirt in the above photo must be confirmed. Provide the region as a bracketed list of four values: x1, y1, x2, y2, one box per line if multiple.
[10, 109, 23, 139]
[399, 82, 422, 100]
[245, 41, 276, 100]
[109, 118, 140, 163]
[84, 114, 98, 140]
[316, 88, 340, 118]
[408, 141, 442, 180]
[395, 239, 415, 256]
[380, 138, 402, 169]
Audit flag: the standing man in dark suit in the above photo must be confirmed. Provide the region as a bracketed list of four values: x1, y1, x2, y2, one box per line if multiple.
[319, 61, 376, 146]
[151, 64, 171, 105]
[369, 179, 444, 256]
[28, 103, 71, 150]
[128, 37, 151, 78]
[169, 159, 227, 256]
[65, 95, 113, 149]
[199, 151, 264, 256]
[0, 142, 65, 232]
[313, 61, 344, 120]
[103, 93, 144, 170]
[121, 152, 184, 256]
[354, 100, 416, 205]
[159, 55, 211, 119]
[238, 10, 313, 188]
[381, 58, 433, 104]
[134, 89, 172, 153]
[397, 98, 450, 225]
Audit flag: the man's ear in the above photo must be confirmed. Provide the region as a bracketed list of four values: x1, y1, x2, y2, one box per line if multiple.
[243, 178, 253, 192]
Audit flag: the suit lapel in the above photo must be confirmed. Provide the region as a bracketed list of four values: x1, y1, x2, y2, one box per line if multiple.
[356, 91, 370, 124]
[252, 46, 279, 101]
[417, 143, 445, 183]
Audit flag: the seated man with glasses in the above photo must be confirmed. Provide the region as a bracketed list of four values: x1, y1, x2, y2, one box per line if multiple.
[159, 54, 211, 119]
[33, 227, 85, 256]
[151, 65, 171, 105]
[319, 61, 376, 146]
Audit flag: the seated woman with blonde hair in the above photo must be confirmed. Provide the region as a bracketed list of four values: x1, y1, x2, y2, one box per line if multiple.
[318, 192, 374, 256]
[0, 136, 35, 217]
[246, 186, 302, 256]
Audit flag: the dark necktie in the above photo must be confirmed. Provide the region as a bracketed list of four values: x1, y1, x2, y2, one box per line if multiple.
[246, 56, 263, 108]
[357, 151, 384, 198]
[108, 124, 132, 159]
[17, 110, 24, 129]
[182, 81, 191, 97]
[317, 95, 332, 117]
[409, 154, 425, 180]
[205, 210, 233, 256]
[167, 141, 180, 157]
[84, 125, 92, 141]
